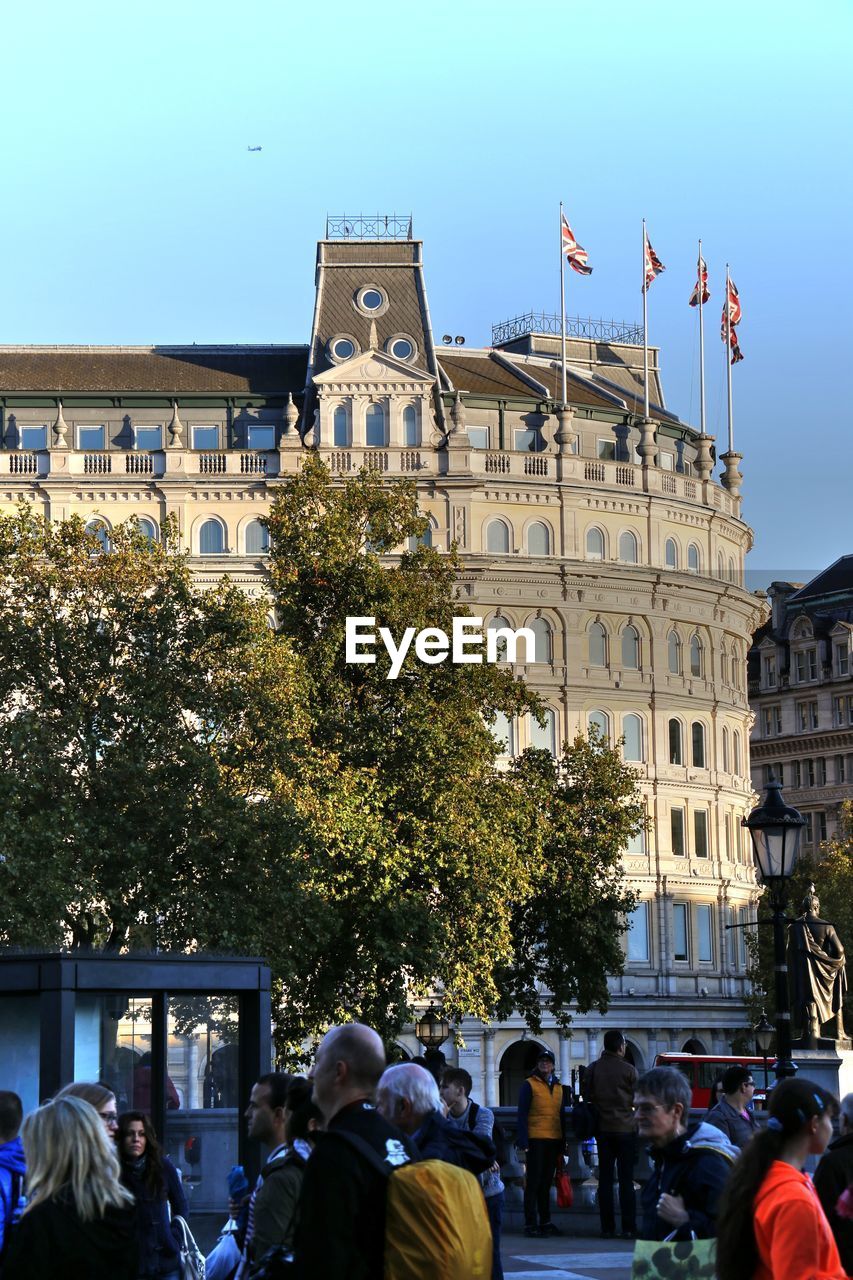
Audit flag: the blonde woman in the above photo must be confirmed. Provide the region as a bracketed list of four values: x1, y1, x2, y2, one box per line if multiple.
[5, 1095, 137, 1280]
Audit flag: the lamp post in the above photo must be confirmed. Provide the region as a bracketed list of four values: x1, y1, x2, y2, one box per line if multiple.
[754, 1010, 774, 1093]
[414, 1005, 450, 1085]
[742, 778, 806, 1081]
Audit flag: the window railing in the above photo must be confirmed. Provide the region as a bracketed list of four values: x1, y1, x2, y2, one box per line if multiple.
[84, 453, 112, 474]
[126, 453, 153, 474]
[198, 453, 227, 475]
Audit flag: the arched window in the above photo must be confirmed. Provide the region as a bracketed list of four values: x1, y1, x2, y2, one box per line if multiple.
[728, 556, 736, 583]
[589, 621, 607, 667]
[365, 403, 386, 447]
[690, 634, 703, 677]
[669, 718, 683, 765]
[668, 631, 682, 675]
[586, 527, 604, 560]
[621, 625, 640, 670]
[722, 726, 730, 772]
[85, 518, 110, 553]
[688, 544, 701, 573]
[491, 711, 515, 757]
[717, 551, 726, 579]
[407, 522, 433, 552]
[733, 730, 742, 775]
[136, 518, 157, 544]
[665, 538, 678, 569]
[199, 519, 225, 555]
[402, 405, 418, 447]
[487, 614, 511, 662]
[333, 405, 349, 447]
[588, 709, 610, 742]
[530, 617, 552, 664]
[623, 713, 644, 762]
[692, 721, 706, 768]
[245, 519, 270, 554]
[619, 530, 638, 563]
[720, 645, 728, 684]
[527, 521, 550, 556]
[486, 520, 510, 554]
[530, 708, 557, 755]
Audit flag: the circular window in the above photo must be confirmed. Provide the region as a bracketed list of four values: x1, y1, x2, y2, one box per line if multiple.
[329, 336, 358, 363]
[354, 285, 389, 317]
[390, 338, 413, 360]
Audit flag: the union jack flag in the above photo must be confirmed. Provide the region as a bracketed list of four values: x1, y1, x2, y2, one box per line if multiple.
[721, 278, 744, 362]
[689, 256, 710, 307]
[561, 211, 593, 276]
[643, 233, 665, 291]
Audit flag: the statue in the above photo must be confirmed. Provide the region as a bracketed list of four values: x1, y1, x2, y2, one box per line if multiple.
[788, 883, 847, 1045]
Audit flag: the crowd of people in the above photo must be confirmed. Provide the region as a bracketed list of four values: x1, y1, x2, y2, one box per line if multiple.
[2, 1027, 853, 1279]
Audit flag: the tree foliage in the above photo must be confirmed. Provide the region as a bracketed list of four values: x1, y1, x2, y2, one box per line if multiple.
[0, 466, 644, 1057]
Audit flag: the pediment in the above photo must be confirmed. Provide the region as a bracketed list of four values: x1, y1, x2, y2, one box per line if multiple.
[830, 620, 853, 637]
[313, 348, 434, 388]
[756, 635, 777, 651]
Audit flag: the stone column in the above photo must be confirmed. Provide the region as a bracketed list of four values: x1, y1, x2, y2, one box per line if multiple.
[483, 1031, 497, 1107]
[559, 1032, 571, 1086]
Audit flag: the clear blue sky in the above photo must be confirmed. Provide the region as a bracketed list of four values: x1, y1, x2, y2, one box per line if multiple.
[3, 1, 850, 580]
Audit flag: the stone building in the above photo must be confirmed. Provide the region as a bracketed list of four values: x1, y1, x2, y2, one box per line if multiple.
[749, 559, 853, 851]
[0, 218, 767, 1101]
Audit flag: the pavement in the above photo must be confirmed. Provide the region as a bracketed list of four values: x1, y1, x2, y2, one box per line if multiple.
[502, 1230, 634, 1279]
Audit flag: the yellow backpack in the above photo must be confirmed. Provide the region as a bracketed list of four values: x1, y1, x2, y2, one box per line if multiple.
[383, 1158, 492, 1280]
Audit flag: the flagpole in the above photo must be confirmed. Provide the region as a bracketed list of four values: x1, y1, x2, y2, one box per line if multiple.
[698, 238, 706, 436]
[725, 263, 734, 452]
[642, 219, 650, 419]
[559, 203, 568, 405]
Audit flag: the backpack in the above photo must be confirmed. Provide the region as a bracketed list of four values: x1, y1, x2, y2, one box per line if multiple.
[466, 1101, 511, 1168]
[571, 1062, 600, 1140]
[336, 1132, 492, 1280]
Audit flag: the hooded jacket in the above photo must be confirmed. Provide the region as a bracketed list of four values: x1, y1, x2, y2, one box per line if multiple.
[753, 1159, 844, 1280]
[4, 1193, 138, 1280]
[411, 1109, 495, 1176]
[639, 1120, 738, 1241]
[0, 1137, 25, 1254]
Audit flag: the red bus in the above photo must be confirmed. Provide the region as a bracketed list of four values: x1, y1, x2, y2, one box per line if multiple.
[654, 1053, 776, 1109]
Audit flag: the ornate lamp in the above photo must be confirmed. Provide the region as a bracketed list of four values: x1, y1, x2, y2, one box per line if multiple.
[414, 1005, 450, 1051]
[754, 1010, 774, 1092]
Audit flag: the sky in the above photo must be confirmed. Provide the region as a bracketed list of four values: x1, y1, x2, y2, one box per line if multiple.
[2, 0, 851, 581]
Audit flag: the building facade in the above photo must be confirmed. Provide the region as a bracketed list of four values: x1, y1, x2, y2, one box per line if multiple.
[749, 560, 853, 851]
[0, 220, 767, 1100]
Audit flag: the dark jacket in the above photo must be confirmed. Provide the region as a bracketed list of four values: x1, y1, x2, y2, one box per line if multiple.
[704, 1096, 757, 1150]
[813, 1130, 853, 1274]
[5, 1193, 138, 1280]
[292, 1100, 418, 1280]
[638, 1121, 738, 1241]
[120, 1154, 188, 1277]
[585, 1052, 638, 1135]
[412, 1110, 495, 1175]
[247, 1145, 307, 1271]
[0, 1136, 25, 1254]
[516, 1073, 567, 1148]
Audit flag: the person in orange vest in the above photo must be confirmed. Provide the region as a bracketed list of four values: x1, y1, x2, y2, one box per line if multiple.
[515, 1048, 567, 1238]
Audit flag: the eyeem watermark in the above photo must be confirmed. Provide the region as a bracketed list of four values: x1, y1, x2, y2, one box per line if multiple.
[345, 616, 535, 680]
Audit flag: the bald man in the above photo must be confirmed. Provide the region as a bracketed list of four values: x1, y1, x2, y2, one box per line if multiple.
[292, 1024, 418, 1280]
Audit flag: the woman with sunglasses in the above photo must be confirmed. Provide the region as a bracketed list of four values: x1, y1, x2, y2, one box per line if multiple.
[116, 1111, 187, 1280]
[716, 1077, 844, 1280]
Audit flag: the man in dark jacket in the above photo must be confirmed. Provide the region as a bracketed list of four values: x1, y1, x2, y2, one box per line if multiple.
[814, 1091, 853, 1273]
[585, 1030, 638, 1239]
[0, 1092, 25, 1260]
[376, 1063, 495, 1175]
[704, 1064, 758, 1150]
[292, 1024, 418, 1280]
[635, 1066, 737, 1241]
[516, 1048, 566, 1238]
[235, 1071, 294, 1278]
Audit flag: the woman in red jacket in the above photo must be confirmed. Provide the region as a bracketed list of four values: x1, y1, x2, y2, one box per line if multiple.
[716, 1078, 843, 1280]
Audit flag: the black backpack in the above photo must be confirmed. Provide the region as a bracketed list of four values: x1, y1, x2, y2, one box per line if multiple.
[467, 1101, 511, 1167]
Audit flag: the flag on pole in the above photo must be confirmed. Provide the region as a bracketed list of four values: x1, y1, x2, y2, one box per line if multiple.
[689, 256, 710, 307]
[721, 278, 744, 363]
[561, 211, 593, 275]
[643, 233, 665, 291]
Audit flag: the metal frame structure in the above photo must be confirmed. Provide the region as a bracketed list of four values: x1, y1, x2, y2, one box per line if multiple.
[325, 213, 413, 240]
[491, 312, 643, 347]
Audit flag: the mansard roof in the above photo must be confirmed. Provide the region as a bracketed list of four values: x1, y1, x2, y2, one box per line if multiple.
[437, 350, 625, 411]
[788, 556, 853, 603]
[0, 346, 309, 395]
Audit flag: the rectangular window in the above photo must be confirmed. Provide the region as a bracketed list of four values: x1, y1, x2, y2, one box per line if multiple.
[837, 756, 846, 784]
[467, 426, 489, 450]
[697, 905, 713, 963]
[597, 438, 616, 461]
[808, 649, 818, 680]
[806, 759, 816, 787]
[192, 425, 219, 450]
[247, 424, 276, 450]
[673, 903, 689, 962]
[78, 425, 105, 450]
[514, 428, 542, 453]
[817, 758, 827, 786]
[725, 812, 733, 860]
[793, 760, 802, 787]
[671, 808, 686, 857]
[796, 652, 806, 682]
[773, 707, 782, 734]
[818, 811, 827, 843]
[804, 813, 814, 845]
[762, 708, 773, 737]
[627, 902, 650, 963]
[762, 654, 777, 688]
[20, 425, 47, 450]
[835, 643, 850, 677]
[739, 907, 749, 968]
[694, 810, 709, 858]
[659, 452, 674, 470]
[625, 829, 646, 856]
[797, 701, 819, 732]
[809, 701, 819, 728]
[134, 426, 162, 451]
[834, 697, 845, 727]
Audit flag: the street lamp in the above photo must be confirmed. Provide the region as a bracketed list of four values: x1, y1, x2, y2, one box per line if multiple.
[754, 1011, 774, 1092]
[414, 1005, 450, 1051]
[743, 778, 806, 1081]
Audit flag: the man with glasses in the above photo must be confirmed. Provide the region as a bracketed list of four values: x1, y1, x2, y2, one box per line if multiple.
[704, 1065, 758, 1150]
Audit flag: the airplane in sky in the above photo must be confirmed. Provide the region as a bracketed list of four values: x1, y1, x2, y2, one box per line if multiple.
[247, 145, 262, 152]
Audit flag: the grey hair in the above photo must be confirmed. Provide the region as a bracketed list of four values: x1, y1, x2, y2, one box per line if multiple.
[841, 1093, 853, 1127]
[636, 1066, 692, 1115]
[377, 1063, 441, 1120]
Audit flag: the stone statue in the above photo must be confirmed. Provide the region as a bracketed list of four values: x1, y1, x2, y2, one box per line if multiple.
[788, 883, 847, 1045]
